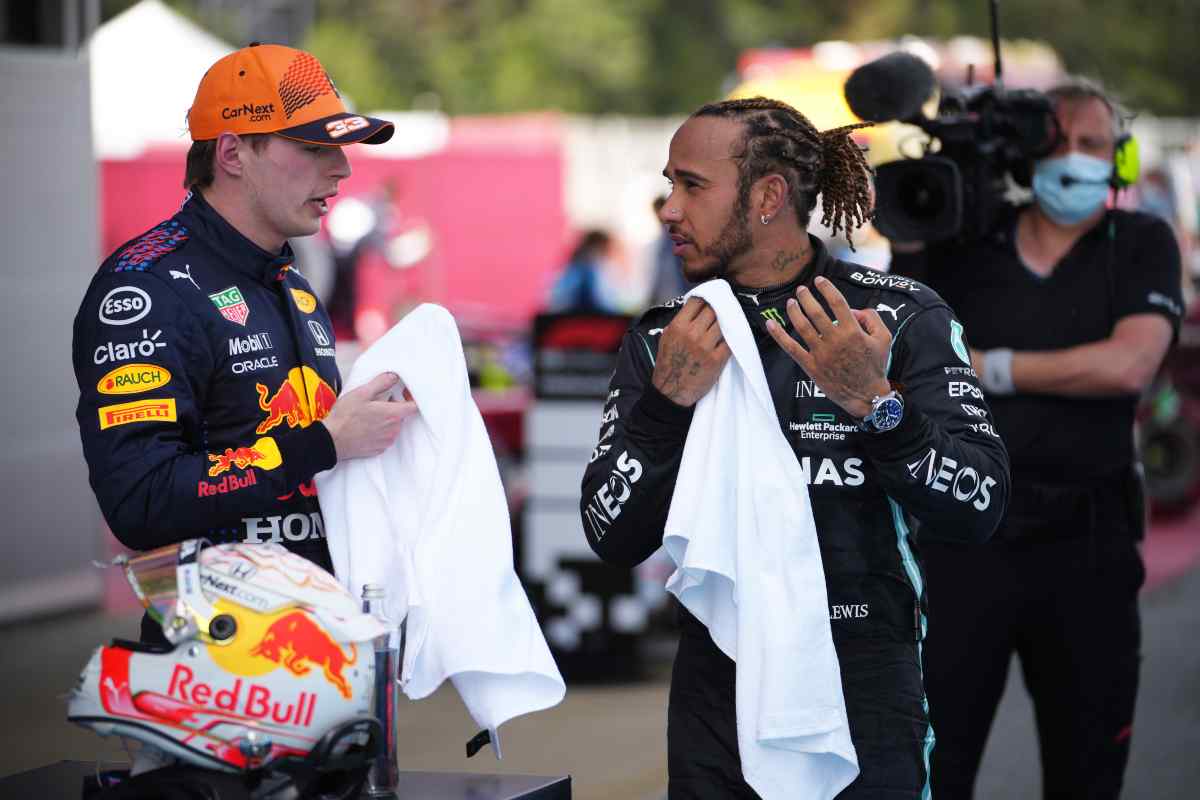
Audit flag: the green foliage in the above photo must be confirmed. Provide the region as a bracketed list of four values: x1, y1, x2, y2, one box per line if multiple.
[102, 0, 1198, 117]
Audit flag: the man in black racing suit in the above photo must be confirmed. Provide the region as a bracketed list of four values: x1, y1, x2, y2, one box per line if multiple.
[73, 44, 414, 643]
[580, 98, 1009, 798]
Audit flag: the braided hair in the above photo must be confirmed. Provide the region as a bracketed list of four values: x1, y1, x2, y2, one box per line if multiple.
[692, 97, 874, 248]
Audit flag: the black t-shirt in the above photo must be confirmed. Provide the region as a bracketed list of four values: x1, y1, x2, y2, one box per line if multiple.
[891, 207, 1183, 485]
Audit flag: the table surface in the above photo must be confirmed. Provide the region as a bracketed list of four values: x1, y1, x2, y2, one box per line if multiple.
[0, 760, 572, 800]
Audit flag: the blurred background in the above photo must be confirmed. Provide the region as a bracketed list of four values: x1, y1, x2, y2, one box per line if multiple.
[2, 1, 1200, 797]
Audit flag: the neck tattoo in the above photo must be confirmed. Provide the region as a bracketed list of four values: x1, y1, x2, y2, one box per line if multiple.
[770, 247, 808, 273]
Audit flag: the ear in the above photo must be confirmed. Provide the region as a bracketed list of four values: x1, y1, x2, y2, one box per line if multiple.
[214, 132, 248, 179]
[755, 173, 790, 222]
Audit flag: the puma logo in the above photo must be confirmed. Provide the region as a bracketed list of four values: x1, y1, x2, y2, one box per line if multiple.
[169, 264, 200, 292]
[876, 302, 905, 320]
[737, 292, 760, 306]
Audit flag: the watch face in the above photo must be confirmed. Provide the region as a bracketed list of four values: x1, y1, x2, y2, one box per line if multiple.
[873, 397, 903, 431]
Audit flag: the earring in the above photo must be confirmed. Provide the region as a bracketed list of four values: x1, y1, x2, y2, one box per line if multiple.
[761, 215, 771, 225]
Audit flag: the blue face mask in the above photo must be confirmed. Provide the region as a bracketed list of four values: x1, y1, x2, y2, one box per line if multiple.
[1032, 152, 1113, 225]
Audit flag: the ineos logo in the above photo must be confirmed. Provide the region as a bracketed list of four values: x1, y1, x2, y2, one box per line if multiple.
[99, 286, 152, 326]
[307, 320, 331, 347]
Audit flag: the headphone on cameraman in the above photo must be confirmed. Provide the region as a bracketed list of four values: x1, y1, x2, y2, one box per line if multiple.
[1044, 81, 1140, 189]
[1090, 86, 1139, 189]
[1112, 129, 1139, 189]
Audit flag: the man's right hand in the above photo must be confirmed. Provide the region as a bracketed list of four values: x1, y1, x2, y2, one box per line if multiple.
[321, 372, 418, 461]
[651, 297, 731, 407]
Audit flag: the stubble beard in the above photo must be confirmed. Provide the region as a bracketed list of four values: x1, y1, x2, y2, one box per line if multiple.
[684, 188, 753, 284]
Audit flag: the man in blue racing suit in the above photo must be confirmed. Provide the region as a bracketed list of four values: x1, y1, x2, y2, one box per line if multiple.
[73, 44, 415, 641]
[580, 98, 1010, 797]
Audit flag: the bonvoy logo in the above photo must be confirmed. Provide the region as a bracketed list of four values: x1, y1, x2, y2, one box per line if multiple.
[849, 271, 920, 292]
[98, 286, 152, 325]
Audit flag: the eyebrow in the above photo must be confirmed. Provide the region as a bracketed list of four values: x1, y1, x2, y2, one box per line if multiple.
[663, 167, 710, 185]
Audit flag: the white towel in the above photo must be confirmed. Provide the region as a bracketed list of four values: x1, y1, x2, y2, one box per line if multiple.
[316, 304, 565, 753]
[663, 279, 859, 799]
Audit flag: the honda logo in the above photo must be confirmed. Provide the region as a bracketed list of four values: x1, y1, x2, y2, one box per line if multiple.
[307, 320, 330, 347]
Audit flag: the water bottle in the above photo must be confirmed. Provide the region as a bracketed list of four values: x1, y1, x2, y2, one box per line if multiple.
[362, 583, 399, 797]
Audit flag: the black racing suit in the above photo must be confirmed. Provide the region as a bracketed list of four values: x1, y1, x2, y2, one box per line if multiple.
[73, 191, 342, 642]
[580, 237, 1011, 798]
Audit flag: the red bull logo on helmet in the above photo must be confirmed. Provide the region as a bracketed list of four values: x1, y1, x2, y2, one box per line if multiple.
[165, 663, 318, 727]
[256, 366, 337, 435]
[249, 610, 357, 699]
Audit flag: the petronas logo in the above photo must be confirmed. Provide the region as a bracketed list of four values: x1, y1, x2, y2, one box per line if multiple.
[950, 320, 970, 366]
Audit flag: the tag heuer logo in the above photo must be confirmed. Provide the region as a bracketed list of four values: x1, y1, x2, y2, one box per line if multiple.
[209, 286, 250, 326]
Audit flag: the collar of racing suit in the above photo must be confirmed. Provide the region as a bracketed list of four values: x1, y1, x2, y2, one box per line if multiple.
[177, 190, 297, 285]
[728, 233, 834, 334]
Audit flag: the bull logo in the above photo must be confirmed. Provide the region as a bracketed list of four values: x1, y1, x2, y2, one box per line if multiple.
[256, 366, 337, 435]
[249, 610, 357, 699]
[207, 437, 283, 477]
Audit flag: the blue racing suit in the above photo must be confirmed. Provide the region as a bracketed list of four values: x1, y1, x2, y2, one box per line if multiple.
[73, 191, 342, 574]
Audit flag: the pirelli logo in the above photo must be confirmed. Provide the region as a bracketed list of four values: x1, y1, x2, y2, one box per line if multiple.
[98, 398, 177, 430]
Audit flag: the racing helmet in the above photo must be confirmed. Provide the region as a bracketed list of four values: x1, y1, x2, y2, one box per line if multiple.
[68, 540, 388, 780]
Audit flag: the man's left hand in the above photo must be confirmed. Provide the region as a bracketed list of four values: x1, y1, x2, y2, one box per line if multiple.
[765, 276, 892, 419]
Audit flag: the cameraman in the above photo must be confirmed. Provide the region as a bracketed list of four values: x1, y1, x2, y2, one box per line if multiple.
[889, 79, 1183, 798]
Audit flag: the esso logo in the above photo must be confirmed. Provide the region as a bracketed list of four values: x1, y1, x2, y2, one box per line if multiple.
[99, 286, 152, 326]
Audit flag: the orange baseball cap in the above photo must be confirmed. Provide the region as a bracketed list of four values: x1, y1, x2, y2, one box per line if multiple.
[187, 43, 393, 146]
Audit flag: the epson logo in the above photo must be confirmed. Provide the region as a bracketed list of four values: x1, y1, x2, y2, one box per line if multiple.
[948, 381, 984, 400]
[99, 286, 152, 325]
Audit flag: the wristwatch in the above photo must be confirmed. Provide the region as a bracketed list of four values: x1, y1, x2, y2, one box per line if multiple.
[859, 390, 904, 433]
